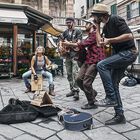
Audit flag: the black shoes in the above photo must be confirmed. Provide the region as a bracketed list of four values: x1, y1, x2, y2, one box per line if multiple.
[25, 88, 31, 93]
[105, 114, 126, 125]
[66, 91, 75, 97]
[81, 103, 98, 110]
[66, 91, 79, 101]
[94, 98, 118, 107]
[73, 92, 79, 101]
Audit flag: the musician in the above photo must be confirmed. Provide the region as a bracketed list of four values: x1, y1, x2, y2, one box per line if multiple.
[22, 46, 55, 96]
[59, 17, 82, 101]
[91, 4, 138, 125]
[62, 18, 105, 109]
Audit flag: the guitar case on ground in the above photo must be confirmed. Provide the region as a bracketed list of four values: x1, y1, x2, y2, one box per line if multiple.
[0, 99, 38, 124]
[58, 109, 93, 131]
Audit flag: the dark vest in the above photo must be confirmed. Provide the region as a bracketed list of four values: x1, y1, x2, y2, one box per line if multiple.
[34, 55, 46, 71]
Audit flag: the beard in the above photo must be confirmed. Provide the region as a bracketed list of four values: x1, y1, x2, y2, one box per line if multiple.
[68, 25, 73, 29]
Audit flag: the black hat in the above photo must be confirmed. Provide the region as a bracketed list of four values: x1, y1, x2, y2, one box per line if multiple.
[66, 17, 75, 22]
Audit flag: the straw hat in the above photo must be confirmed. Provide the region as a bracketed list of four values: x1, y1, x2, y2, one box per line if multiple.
[82, 18, 96, 26]
[91, 4, 109, 14]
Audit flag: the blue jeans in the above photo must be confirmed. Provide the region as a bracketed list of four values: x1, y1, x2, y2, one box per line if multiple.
[97, 49, 137, 115]
[22, 70, 54, 89]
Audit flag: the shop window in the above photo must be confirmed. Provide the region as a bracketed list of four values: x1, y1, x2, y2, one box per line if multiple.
[111, 4, 117, 15]
[17, 35, 32, 77]
[0, 37, 12, 78]
[127, 2, 140, 19]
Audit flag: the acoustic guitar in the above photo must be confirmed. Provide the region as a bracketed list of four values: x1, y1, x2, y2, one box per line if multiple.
[59, 40, 80, 58]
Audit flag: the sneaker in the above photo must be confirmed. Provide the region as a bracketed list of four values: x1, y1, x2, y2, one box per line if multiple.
[105, 114, 126, 125]
[25, 88, 31, 93]
[81, 103, 98, 110]
[94, 98, 118, 107]
[66, 91, 75, 97]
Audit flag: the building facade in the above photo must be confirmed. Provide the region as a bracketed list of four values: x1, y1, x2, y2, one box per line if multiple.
[0, 0, 74, 19]
[1, 0, 140, 63]
[117, 0, 140, 63]
[0, 0, 75, 28]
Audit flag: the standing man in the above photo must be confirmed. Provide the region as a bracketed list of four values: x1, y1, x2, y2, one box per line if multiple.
[91, 4, 138, 125]
[62, 18, 105, 109]
[59, 17, 82, 101]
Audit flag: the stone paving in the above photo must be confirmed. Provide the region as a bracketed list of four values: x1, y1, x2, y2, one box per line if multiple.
[0, 73, 140, 140]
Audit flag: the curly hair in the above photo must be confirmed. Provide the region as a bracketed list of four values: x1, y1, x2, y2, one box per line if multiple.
[35, 46, 45, 55]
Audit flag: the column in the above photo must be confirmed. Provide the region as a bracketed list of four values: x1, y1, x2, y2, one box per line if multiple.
[14, 0, 22, 4]
[33, 31, 36, 52]
[13, 24, 18, 75]
[42, 0, 49, 14]
[66, 0, 74, 17]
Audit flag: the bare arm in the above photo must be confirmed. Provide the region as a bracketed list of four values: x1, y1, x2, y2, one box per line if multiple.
[96, 24, 102, 46]
[45, 56, 51, 65]
[31, 56, 36, 75]
[62, 41, 78, 48]
[101, 33, 134, 46]
[108, 33, 133, 44]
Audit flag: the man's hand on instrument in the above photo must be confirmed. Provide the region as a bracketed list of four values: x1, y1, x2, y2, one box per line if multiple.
[99, 38, 110, 47]
[62, 40, 71, 47]
[46, 64, 52, 70]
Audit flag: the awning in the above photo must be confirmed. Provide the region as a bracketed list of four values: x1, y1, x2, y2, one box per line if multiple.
[41, 23, 63, 37]
[0, 9, 28, 24]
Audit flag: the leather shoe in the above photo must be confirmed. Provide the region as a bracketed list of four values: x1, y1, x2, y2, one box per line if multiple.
[105, 114, 126, 125]
[81, 103, 98, 110]
[66, 91, 75, 97]
[73, 91, 79, 101]
[94, 98, 118, 107]
[25, 88, 31, 93]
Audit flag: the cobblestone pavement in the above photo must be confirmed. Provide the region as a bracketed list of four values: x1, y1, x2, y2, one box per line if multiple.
[0, 73, 140, 140]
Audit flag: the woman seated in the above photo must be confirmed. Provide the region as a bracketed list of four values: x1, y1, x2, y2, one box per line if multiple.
[22, 46, 55, 96]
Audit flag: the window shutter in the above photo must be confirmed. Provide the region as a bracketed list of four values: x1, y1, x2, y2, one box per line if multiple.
[87, 0, 89, 9]
[96, 0, 99, 3]
[111, 4, 117, 15]
[127, 4, 131, 19]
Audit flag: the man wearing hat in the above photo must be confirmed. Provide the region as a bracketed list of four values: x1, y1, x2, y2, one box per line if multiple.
[62, 18, 105, 109]
[91, 4, 138, 125]
[59, 17, 82, 101]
